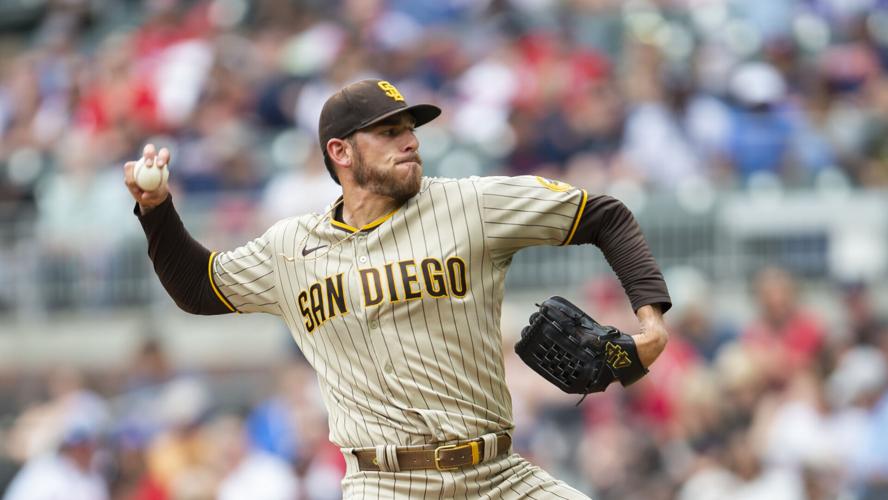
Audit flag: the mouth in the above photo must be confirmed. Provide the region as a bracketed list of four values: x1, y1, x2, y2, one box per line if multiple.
[395, 156, 422, 167]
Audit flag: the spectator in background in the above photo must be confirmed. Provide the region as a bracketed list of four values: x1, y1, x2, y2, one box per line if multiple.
[123, 337, 174, 393]
[860, 74, 888, 185]
[827, 345, 888, 494]
[742, 267, 826, 377]
[4, 367, 109, 465]
[839, 281, 884, 346]
[246, 361, 344, 499]
[260, 147, 342, 223]
[34, 130, 139, 309]
[246, 363, 313, 465]
[560, 70, 628, 190]
[664, 267, 738, 363]
[851, 323, 888, 499]
[724, 62, 798, 185]
[113, 337, 177, 450]
[2, 424, 108, 500]
[0, 54, 45, 219]
[2, 367, 110, 500]
[215, 413, 299, 500]
[621, 42, 705, 189]
[504, 33, 627, 186]
[74, 33, 159, 144]
[141, 377, 214, 498]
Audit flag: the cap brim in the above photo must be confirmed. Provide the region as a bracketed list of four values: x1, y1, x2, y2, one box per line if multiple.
[359, 103, 442, 132]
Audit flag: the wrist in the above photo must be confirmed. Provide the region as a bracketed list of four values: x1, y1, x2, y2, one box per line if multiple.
[636, 303, 664, 324]
[137, 193, 171, 216]
[636, 327, 668, 351]
[633, 304, 668, 368]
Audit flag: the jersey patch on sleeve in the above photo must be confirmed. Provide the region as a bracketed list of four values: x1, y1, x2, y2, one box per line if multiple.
[535, 176, 573, 192]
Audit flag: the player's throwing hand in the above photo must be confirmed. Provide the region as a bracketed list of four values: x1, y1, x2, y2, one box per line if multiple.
[124, 143, 171, 214]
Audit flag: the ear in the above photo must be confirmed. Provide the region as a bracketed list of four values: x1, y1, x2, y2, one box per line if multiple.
[326, 138, 352, 169]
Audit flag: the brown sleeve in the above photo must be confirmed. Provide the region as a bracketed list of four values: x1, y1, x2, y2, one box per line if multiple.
[569, 194, 672, 314]
[135, 196, 234, 315]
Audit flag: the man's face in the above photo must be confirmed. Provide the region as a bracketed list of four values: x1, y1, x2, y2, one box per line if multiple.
[349, 112, 422, 204]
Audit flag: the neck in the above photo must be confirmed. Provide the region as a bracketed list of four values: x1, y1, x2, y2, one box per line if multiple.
[340, 184, 401, 229]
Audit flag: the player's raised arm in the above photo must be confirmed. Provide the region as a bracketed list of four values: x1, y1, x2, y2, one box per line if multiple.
[124, 144, 233, 315]
[478, 175, 670, 368]
[569, 194, 670, 367]
[536, 191, 669, 368]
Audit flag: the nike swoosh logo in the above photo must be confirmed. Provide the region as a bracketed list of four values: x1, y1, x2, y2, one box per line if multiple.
[301, 244, 328, 257]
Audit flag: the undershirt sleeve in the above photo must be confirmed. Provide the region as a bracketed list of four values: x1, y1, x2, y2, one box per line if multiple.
[569, 194, 672, 314]
[134, 196, 234, 315]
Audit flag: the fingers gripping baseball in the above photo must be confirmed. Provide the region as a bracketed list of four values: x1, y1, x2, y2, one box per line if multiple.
[124, 144, 171, 212]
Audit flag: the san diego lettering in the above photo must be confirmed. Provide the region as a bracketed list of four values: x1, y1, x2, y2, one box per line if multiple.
[296, 256, 468, 334]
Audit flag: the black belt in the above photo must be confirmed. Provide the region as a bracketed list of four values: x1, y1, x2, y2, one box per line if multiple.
[353, 433, 512, 472]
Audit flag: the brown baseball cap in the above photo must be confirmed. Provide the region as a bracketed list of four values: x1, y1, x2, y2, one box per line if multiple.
[318, 79, 441, 152]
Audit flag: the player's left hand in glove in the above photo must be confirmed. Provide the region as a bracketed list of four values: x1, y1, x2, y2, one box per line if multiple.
[515, 296, 647, 401]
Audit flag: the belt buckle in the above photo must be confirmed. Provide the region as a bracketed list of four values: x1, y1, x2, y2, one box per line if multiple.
[434, 443, 466, 471]
[434, 441, 479, 471]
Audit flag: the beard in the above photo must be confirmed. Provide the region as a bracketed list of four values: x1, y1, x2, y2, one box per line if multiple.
[352, 147, 423, 204]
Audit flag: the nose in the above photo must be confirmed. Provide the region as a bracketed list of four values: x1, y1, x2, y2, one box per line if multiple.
[402, 130, 418, 152]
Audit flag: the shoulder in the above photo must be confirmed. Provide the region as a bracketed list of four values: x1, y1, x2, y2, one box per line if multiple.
[416, 176, 584, 202]
[256, 212, 324, 248]
[417, 175, 581, 199]
[414, 176, 485, 199]
[470, 174, 580, 195]
[420, 176, 467, 190]
[267, 210, 326, 232]
[418, 175, 522, 193]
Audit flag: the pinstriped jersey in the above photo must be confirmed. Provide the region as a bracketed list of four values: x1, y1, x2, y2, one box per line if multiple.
[210, 175, 588, 448]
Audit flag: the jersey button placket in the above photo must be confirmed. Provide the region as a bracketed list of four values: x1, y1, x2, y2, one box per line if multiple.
[354, 241, 395, 397]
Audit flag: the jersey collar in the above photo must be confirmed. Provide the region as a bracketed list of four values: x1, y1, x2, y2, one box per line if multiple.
[329, 197, 400, 233]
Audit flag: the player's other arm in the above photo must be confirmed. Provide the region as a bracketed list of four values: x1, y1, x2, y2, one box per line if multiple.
[124, 144, 233, 315]
[570, 195, 670, 368]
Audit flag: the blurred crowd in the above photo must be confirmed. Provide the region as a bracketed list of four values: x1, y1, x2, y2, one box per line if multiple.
[0, 339, 344, 500]
[2, 0, 888, 499]
[1, 265, 887, 499]
[2, 0, 888, 229]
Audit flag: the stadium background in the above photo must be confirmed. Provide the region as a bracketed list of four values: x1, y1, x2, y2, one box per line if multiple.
[1, 0, 887, 498]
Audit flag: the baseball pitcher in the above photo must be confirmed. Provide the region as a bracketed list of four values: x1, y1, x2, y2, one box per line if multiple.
[124, 79, 671, 498]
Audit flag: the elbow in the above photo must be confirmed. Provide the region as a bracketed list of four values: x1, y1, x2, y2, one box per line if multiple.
[167, 288, 215, 315]
[173, 297, 203, 315]
[161, 280, 232, 315]
[172, 293, 235, 316]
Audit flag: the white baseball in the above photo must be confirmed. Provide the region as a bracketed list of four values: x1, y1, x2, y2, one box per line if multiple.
[133, 157, 169, 192]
